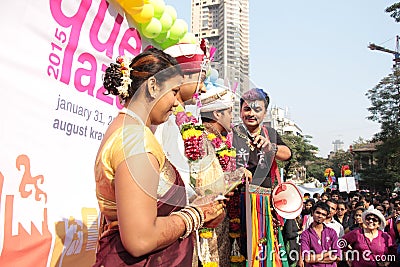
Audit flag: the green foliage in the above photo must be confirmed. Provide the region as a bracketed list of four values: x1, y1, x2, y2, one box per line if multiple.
[307, 157, 330, 182]
[366, 68, 400, 140]
[352, 137, 368, 149]
[385, 3, 400, 23]
[363, 67, 400, 189]
[280, 133, 319, 178]
[328, 151, 354, 178]
[358, 165, 398, 191]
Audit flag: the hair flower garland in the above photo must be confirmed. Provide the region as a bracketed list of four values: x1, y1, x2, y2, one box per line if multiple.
[116, 55, 132, 99]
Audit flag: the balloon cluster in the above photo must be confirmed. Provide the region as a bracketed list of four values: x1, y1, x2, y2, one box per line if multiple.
[116, 0, 197, 49]
[204, 68, 226, 91]
[324, 168, 334, 177]
[341, 165, 352, 177]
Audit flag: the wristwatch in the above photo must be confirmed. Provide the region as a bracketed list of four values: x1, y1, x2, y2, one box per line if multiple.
[270, 143, 278, 154]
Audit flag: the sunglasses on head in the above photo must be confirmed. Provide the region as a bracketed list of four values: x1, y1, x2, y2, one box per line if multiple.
[365, 216, 379, 223]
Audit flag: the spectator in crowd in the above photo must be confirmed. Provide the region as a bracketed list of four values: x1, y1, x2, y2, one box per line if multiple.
[324, 199, 345, 237]
[343, 209, 395, 267]
[331, 190, 340, 201]
[302, 199, 315, 231]
[335, 200, 350, 230]
[321, 193, 330, 202]
[363, 196, 374, 210]
[300, 201, 341, 267]
[313, 192, 321, 201]
[346, 207, 365, 233]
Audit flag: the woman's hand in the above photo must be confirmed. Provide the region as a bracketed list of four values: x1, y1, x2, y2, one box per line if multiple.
[192, 196, 226, 224]
[203, 210, 226, 228]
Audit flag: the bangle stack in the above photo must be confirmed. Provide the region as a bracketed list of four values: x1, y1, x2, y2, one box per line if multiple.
[170, 205, 205, 239]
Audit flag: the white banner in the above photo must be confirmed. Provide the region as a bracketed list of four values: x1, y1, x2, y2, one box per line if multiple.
[0, 1, 143, 266]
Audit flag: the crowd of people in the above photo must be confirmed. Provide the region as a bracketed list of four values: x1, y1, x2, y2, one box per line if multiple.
[285, 189, 400, 267]
[90, 40, 399, 267]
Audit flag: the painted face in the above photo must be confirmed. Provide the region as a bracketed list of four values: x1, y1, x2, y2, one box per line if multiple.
[312, 208, 328, 224]
[240, 100, 267, 129]
[217, 107, 233, 133]
[177, 71, 207, 105]
[150, 75, 182, 125]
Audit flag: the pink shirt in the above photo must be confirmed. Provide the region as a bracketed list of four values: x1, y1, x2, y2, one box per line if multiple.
[342, 228, 394, 267]
[300, 225, 341, 267]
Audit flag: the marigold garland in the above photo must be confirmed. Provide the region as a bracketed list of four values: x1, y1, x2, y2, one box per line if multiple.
[202, 262, 218, 267]
[175, 105, 205, 162]
[199, 228, 214, 239]
[206, 132, 236, 171]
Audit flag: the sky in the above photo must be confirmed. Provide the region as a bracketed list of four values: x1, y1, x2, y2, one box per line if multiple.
[174, 1, 399, 157]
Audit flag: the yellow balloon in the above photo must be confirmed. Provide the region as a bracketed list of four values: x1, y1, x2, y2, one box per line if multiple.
[132, 3, 154, 24]
[118, 0, 144, 15]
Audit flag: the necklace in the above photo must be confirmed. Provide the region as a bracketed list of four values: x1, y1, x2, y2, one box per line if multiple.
[235, 125, 256, 151]
[120, 108, 145, 126]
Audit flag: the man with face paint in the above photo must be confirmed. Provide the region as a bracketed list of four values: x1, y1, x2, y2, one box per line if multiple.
[233, 88, 291, 188]
[230, 88, 292, 263]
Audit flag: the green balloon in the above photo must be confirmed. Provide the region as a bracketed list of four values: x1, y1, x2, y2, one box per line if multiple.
[150, 0, 165, 18]
[179, 32, 197, 44]
[141, 18, 162, 39]
[159, 12, 173, 33]
[164, 5, 177, 23]
[159, 37, 179, 50]
[154, 31, 169, 43]
[169, 19, 188, 40]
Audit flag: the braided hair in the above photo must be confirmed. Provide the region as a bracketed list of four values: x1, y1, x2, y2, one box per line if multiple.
[103, 48, 183, 100]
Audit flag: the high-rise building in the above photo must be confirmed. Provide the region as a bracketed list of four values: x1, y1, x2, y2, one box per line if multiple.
[191, 0, 250, 117]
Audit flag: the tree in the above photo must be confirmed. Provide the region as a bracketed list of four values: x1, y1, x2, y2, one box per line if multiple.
[280, 133, 319, 179]
[385, 3, 400, 23]
[328, 151, 353, 178]
[365, 68, 400, 187]
[366, 68, 400, 140]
